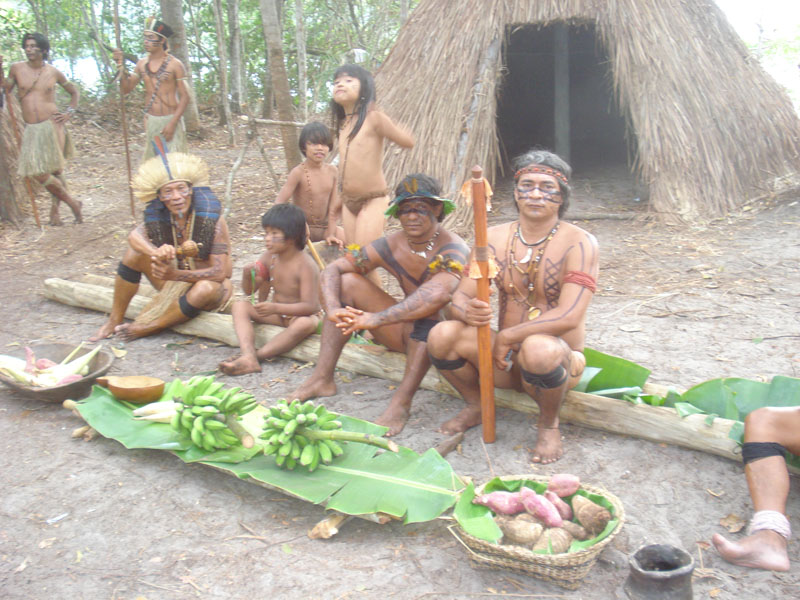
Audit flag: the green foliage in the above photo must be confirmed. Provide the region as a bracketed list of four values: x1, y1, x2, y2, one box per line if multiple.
[0, 7, 34, 60]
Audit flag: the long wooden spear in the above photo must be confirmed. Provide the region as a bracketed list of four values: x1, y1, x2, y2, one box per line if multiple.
[470, 165, 495, 443]
[0, 63, 42, 229]
[112, 0, 136, 219]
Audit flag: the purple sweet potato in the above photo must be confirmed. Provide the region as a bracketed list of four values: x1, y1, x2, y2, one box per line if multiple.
[472, 490, 524, 515]
[35, 358, 57, 370]
[521, 489, 563, 528]
[547, 473, 581, 497]
[544, 490, 574, 521]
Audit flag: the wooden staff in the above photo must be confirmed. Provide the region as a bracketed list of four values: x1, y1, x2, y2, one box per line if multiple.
[113, 0, 136, 219]
[306, 240, 325, 270]
[0, 81, 42, 229]
[470, 165, 495, 443]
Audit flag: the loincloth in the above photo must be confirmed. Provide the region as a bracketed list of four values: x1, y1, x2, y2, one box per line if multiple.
[341, 189, 388, 216]
[143, 113, 187, 160]
[17, 119, 74, 178]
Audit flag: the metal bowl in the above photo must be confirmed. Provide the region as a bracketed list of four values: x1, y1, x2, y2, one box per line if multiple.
[0, 343, 114, 403]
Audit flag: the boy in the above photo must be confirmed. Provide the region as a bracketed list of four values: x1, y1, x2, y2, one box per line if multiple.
[275, 122, 344, 246]
[219, 204, 321, 376]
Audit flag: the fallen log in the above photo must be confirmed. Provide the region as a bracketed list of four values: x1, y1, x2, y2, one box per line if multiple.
[44, 277, 745, 466]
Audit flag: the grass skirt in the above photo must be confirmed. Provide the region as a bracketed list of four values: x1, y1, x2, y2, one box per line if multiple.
[17, 120, 74, 178]
[143, 114, 187, 160]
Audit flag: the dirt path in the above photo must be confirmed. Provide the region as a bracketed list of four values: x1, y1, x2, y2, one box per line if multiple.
[1, 113, 798, 599]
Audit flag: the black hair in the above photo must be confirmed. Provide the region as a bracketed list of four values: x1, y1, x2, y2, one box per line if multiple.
[261, 203, 307, 250]
[512, 149, 573, 217]
[394, 173, 446, 222]
[22, 33, 50, 61]
[299, 121, 333, 154]
[330, 64, 376, 142]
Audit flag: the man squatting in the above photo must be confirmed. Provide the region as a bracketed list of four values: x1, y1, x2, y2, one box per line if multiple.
[427, 150, 599, 463]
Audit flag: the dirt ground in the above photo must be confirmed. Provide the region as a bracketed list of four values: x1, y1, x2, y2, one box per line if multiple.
[1, 109, 799, 600]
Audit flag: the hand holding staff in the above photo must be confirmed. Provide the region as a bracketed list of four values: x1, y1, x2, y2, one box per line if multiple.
[470, 165, 495, 443]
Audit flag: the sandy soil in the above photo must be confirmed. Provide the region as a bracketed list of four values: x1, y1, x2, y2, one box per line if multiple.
[0, 109, 799, 599]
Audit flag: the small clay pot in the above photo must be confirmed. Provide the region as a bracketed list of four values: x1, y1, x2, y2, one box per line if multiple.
[624, 544, 694, 600]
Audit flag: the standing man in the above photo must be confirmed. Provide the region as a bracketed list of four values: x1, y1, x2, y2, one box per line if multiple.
[89, 152, 232, 342]
[427, 150, 599, 463]
[113, 17, 189, 160]
[1, 33, 83, 225]
[290, 174, 469, 436]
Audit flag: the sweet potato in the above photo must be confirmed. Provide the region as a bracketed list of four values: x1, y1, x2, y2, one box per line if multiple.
[561, 520, 590, 541]
[521, 489, 563, 528]
[473, 490, 524, 515]
[496, 513, 543, 545]
[544, 490, 573, 521]
[572, 494, 612, 536]
[547, 473, 581, 497]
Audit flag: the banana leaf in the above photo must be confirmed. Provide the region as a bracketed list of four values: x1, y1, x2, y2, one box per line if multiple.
[74, 386, 465, 524]
[580, 348, 650, 392]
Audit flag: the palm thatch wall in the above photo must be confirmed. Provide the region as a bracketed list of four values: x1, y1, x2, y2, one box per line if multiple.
[375, 0, 800, 223]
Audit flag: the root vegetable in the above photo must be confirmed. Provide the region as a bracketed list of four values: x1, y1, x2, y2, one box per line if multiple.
[544, 490, 573, 521]
[532, 527, 573, 554]
[547, 473, 581, 497]
[521, 489, 563, 528]
[496, 513, 543, 545]
[71, 425, 90, 438]
[572, 494, 612, 536]
[35, 358, 57, 370]
[561, 520, 590, 541]
[473, 490, 525, 515]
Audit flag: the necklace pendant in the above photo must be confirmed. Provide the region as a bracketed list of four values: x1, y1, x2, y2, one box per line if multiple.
[413, 250, 427, 258]
[519, 247, 533, 264]
[527, 307, 541, 320]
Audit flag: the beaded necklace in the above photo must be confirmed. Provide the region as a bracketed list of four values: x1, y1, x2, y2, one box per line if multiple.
[505, 221, 559, 320]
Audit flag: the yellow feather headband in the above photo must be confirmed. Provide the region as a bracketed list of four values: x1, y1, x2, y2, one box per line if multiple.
[131, 153, 210, 203]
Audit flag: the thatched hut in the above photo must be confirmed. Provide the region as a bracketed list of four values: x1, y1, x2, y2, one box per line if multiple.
[375, 0, 800, 223]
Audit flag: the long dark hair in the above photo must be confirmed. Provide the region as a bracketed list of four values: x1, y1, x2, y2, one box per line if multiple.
[22, 32, 50, 61]
[330, 64, 375, 142]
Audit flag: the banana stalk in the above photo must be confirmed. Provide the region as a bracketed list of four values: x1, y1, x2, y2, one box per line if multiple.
[298, 427, 399, 452]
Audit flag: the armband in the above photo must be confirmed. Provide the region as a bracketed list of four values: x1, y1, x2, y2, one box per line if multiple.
[468, 255, 500, 280]
[563, 270, 597, 293]
[428, 254, 464, 278]
[344, 244, 369, 273]
[253, 260, 268, 280]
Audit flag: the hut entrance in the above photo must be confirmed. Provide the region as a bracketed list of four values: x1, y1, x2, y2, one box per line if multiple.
[496, 22, 639, 211]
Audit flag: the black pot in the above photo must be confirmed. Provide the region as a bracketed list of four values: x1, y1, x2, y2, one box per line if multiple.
[624, 544, 694, 600]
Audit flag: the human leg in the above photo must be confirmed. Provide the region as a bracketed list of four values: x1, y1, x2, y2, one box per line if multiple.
[353, 196, 389, 288]
[256, 314, 319, 361]
[89, 252, 150, 341]
[517, 335, 572, 464]
[219, 301, 262, 375]
[712, 407, 800, 570]
[375, 334, 429, 437]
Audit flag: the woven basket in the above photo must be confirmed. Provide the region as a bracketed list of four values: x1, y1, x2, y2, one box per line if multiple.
[450, 475, 625, 590]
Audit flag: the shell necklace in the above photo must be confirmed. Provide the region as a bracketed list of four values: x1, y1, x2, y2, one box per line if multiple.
[407, 228, 441, 259]
[507, 221, 559, 320]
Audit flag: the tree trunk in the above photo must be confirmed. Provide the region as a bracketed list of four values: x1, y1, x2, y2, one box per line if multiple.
[259, 0, 302, 170]
[294, 0, 308, 121]
[0, 108, 22, 225]
[211, 0, 236, 145]
[227, 0, 246, 114]
[159, 0, 202, 133]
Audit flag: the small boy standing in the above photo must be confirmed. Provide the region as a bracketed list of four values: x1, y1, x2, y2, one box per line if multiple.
[219, 204, 321, 376]
[275, 122, 344, 247]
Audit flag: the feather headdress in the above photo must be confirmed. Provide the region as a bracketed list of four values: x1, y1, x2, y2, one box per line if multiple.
[131, 153, 210, 203]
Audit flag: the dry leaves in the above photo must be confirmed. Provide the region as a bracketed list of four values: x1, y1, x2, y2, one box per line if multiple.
[719, 513, 746, 533]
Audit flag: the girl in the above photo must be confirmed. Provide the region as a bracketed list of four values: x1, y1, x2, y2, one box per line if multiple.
[331, 64, 414, 265]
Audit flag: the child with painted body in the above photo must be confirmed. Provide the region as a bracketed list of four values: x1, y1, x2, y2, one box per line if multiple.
[274, 122, 344, 246]
[219, 204, 321, 376]
[331, 64, 414, 270]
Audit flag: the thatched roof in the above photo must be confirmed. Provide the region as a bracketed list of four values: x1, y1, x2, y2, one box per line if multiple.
[375, 0, 800, 223]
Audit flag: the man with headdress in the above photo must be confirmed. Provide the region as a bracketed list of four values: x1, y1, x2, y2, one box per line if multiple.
[427, 150, 599, 464]
[113, 17, 189, 160]
[89, 152, 232, 342]
[290, 173, 469, 436]
[1, 33, 83, 225]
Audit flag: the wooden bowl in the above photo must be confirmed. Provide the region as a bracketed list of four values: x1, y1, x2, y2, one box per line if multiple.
[0, 343, 114, 403]
[96, 375, 165, 404]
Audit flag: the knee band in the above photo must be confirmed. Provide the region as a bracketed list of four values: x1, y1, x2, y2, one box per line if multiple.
[178, 294, 202, 319]
[117, 262, 142, 284]
[742, 442, 786, 464]
[521, 364, 568, 389]
[429, 354, 467, 371]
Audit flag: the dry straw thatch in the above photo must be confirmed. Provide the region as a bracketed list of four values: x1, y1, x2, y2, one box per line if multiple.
[375, 0, 800, 223]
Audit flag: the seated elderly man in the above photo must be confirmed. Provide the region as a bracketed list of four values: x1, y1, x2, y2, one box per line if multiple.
[427, 149, 599, 463]
[90, 153, 232, 341]
[712, 406, 800, 571]
[290, 173, 469, 436]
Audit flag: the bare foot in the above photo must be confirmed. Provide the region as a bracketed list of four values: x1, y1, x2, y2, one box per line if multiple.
[531, 427, 563, 464]
[114, 322, 156, 341]
[49, 216, 64, 226]
[288, 378, 337, 402]
[437, 405, 482, 435]
[89, 319, 121, 342]
[375, 402, 410, 437]
[72, 200, 83, 224]
[712, 530, 790, 571]
[219, 354, 262, 376]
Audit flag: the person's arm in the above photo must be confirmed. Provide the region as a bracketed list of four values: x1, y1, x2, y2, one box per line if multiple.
[114, 52, 141, 95]
[324, 173, 344, 247]
[161, 60, 189, 141]
[274, 167, 301, 204]
[128, 224, 169, 258]
[256, 257, 321, 318]
[373, 109, 414, 149]
[52, 70, 79, 123]
[241, 252, 270, 296]
[0, 59, 15, 95]
[152, 217, 232, 283]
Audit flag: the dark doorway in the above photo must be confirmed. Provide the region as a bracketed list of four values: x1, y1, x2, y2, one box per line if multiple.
[496, 22, 630, 171]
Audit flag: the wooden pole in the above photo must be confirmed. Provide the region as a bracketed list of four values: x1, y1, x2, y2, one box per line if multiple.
[2, 90, 42, 229]
[470, 165, 495, 443]
[306, 239, 325, 270]
[113, 0, 136, 219]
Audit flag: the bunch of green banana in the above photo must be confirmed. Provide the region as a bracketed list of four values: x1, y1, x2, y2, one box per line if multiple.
[259, 398, 398, 472]
[170, 375, 258, 452]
